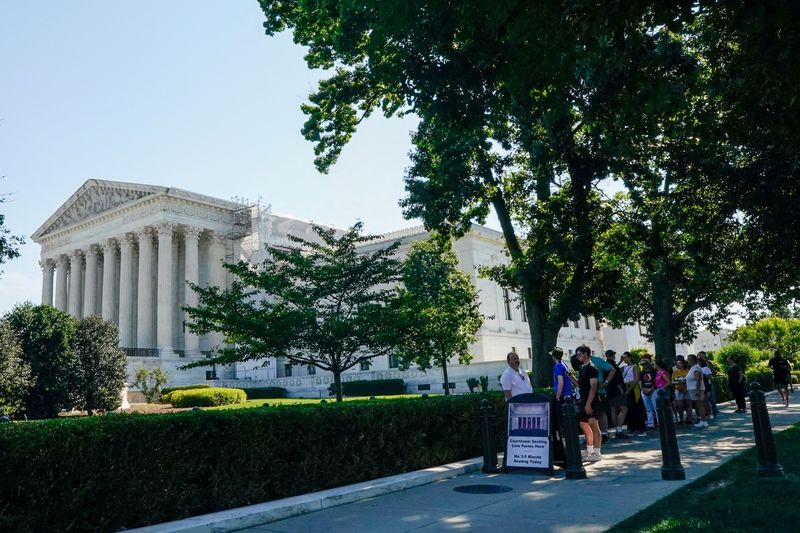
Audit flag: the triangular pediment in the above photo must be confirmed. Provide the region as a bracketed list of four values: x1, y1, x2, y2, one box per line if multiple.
[33, 179, 166, 239]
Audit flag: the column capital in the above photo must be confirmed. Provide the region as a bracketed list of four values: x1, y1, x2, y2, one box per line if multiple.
[102, 238, 118, 252]
[205, 230, 227, 246]
[183, 225, 203, 241]
[56, 254, 69, 266]
[39, 258, 55, 270]
[156, 222, 176, 239]
[69, 249, 84, 261]
[118, 232, 137, 248]
[135, 227, 155, 242]
[84, 245, 100, 258]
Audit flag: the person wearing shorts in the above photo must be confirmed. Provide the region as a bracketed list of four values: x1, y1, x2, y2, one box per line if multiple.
[672, 359, 690, 423]
[605, 350, 628, 438]
[577, 345, 602, 462]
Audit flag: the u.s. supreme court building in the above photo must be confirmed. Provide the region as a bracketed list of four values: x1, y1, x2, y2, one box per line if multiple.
[33, 179, 656, 399]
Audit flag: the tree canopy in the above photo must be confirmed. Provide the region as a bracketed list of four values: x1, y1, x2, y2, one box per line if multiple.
[730, 317, 800, 363]
[394, 237, 482, 395]
[184, 222, 402, 401]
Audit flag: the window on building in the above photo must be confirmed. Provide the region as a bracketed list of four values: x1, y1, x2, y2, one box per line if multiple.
[502, 289, 512, 320]
[527, 347, 532, 359]
[418, 384, 431, 391]
[360, 360, 370, 371]
[389, 354, 399, 369]
[595, 317, 601, 330]
[307, 365, 316, 375]
[573, 320, 580, 329]
[284, 364, 293, 377]
[639, 324, 647, 337]
[511, 346, 517, 354]
[521, 299, 527, 322]
[584, 316, 590, 329]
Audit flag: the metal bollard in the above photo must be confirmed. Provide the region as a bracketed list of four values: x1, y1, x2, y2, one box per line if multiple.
[560, 399, 587, 479]
[480, 399, 499, 474]
[748, 382, 784, 477]
[656, 388, 686, 480]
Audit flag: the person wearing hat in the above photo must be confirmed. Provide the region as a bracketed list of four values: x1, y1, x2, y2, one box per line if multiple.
[552, 347, 574, 403]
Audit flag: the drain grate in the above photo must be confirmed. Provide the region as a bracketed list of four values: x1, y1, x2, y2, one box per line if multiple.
[453, 484, 513, 494]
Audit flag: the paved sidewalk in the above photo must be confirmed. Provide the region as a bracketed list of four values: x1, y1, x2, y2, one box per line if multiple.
[137, 392, 799, 533]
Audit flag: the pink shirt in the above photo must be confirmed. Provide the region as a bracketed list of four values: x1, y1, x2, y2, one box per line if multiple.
[655, 369, 669, 389]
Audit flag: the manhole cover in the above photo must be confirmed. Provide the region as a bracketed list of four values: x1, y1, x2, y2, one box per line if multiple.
[453, 484, 513, 494]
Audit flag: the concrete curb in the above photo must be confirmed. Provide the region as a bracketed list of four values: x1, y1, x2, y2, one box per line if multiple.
[128, 456, 486, 532]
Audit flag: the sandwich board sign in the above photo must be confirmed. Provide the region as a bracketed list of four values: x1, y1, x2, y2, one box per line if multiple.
[504, 392, 554, 475]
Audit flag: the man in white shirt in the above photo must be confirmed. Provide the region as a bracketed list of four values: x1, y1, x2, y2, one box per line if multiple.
[501, 351, 533, 400]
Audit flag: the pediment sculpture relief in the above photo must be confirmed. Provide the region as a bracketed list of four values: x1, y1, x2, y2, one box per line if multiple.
[46, 187, 151, 233]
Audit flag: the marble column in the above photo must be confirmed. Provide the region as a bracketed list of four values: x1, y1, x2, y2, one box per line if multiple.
[208, 231, 227, 353]
[68, 250, 83, 318]
[55, 255, 69, 311]
[40, 258, 55, 306]
[118, 233, 136, 348]
[136, 228, 155, 349]
[156, 223, 176, 352]
[83, 246, 99, 317]
[183, 226, 202, 355]
[101, 239, 117, 321]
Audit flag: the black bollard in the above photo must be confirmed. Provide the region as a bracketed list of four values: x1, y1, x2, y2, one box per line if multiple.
[480, 399, 499, 474]
[748, 382, 784, 477]
[0, 415, 9, 424]
[656, 388, 686, 480]
[560, 399, 587, 479]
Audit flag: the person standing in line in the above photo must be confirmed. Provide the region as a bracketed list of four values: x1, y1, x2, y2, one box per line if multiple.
[687, 354, 708, 428]
[605, 350, 628, 439]
[768, 351, 792, 407]
[501, 351, 533, 400]
[698, 352, 719, 417]
[589, 348, 617, 443]
[640, 356, 658, 429]
[654, 359, 672, 417]
[621, 352, 647, 436]
[672, 358, 691, 424]
[726, 357, 747, 413]
[576, 345, 602, 462]
[552, 347, 574, 404]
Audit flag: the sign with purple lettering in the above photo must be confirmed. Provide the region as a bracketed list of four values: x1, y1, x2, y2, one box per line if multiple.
[506, 394, 552, 473]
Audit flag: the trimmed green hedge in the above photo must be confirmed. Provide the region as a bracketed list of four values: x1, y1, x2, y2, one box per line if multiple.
[335, 378, 406, 397]
[0, 393, 506, 531]
[243, 387, 287, 399]
[168, 388, 247, 407]
[161, 384, 211, 396]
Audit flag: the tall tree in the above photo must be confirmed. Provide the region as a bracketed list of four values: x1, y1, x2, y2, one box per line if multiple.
[184, 223, 402, 402]
[395, 237, 482, 395]
[730, 317, 800, 363]
[72, 316, 128, 415]
[0, 320, 32, 416]
[0, 192, 25, 276]
[256, 0, 671, 385]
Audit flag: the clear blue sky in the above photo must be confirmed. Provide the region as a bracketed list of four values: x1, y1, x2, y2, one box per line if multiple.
[0, 1, 422, 313]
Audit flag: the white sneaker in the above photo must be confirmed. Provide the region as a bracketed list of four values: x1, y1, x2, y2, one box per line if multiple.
[694, 421, 706, 428]
[581, 449, 590, 459]
[586, 452, 602, 462]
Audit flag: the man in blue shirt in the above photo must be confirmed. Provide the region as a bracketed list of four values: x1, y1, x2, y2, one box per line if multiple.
[552, 347, 573, 403]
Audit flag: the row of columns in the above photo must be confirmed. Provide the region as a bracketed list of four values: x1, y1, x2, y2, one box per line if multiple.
[40, 224, 229, 355]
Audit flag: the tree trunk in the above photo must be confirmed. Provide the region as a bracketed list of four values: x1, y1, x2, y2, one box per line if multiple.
[525, 297, 559, 388]
[332, 367, 344, 402]
[441, 355, 450, 396]
[651, 271, 677, 363]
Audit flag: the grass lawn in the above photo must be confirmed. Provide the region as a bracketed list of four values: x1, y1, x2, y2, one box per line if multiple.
[609, 423, 800, 532]
[207, 394, 428, 410]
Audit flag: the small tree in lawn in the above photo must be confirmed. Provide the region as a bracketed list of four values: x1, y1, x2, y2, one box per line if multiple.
[395, 237, 483, 396]
[0, 320, 32, 416]
[73, 316, 127, 414]
[184, 222, 402, 402]
[133, 368, 169, 404]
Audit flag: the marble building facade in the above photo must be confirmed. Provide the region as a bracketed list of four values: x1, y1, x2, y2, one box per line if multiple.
[34, 179, 668, 397]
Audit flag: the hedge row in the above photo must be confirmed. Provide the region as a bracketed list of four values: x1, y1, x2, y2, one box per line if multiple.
[0, 394, 507, 531]
[335, 378, 406, 397]
[160, 384, 211, 397]
[167, 388, 247, 407]
[243, 387, 287, 399]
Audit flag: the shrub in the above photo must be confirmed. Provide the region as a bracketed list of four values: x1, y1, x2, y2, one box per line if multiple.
[466, 377, 479, 392]
[168, 388, 246, 407]
[717, 342, 766, 371]
[160, 384, 211, 397]
[0, 394, 506, 531]
[745, 363, 775, 392]
[712, 374, 732, 403]
[0, 321, 32, 416]
[479, 375, 489, 392]
[72, 316, 127, 415]
[133, 368, 169, 403]
[243, 387, 287, 399]
[340, 378, 405, 396]
[5, 303, 79, 418]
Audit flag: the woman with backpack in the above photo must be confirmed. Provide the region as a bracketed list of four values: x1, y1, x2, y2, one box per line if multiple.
[621, 352, 647, 437]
